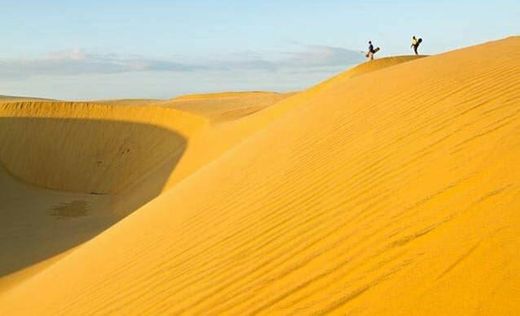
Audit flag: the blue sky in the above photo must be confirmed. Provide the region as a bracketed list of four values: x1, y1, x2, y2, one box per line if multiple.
[0, 0, 518, 100]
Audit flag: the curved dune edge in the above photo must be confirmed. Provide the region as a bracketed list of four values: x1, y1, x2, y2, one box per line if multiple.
[0, 103, 208, 288]
[164, 91, 295, 123]
[0, 54, 417, 195]
[0, 102, 206, 194]
[0, 89, 295, 194]
[0, 89, 292, 290]
[1, 37, 519, 315]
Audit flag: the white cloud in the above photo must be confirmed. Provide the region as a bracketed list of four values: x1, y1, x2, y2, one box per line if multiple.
[0, 46, 364, 79]
[0, 51, 198, 78]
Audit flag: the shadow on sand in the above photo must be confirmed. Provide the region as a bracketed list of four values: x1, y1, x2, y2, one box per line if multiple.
[0, 117, 187, 279]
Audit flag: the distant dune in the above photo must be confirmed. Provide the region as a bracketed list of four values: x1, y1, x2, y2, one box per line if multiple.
[0, 37, 518, 315]
[0, 95, 55, 102]
[90, 99, 160, 107]
[164, 91, 295, 122]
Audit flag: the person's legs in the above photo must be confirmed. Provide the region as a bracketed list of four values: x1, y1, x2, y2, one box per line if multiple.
[413, 45, 418, 55]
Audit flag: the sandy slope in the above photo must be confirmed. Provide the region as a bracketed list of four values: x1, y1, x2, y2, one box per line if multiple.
[0, 102, 207, 288]
[1, 38, 519, 315]
[159, 57, 421, 186]
[0, 90, 289, 290]
[165, 91, 294, 122]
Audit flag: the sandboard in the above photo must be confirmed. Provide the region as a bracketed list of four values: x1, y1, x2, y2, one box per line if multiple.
[365, 47, 380, 58]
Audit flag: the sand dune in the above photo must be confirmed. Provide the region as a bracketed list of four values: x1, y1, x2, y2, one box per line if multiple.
[0, 37, 519, 315]
[0, 95, 55, 102]
[341, 55, 426, 78]
[165, 91, 294, 122]
[0, 102, 203, 194]
[0, 90, 288, 290]
[0, 102, 208, 287]
[90, 99, 160, 107]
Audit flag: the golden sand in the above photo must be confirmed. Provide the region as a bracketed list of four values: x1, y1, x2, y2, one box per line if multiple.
[0, 37, 518, 315]
[164, 91, 294, 122]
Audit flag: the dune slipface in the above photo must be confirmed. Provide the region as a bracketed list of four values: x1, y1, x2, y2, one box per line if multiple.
[0, 90, 291, 292]
[0, 37, 519, 315]
[0, 103, 206, 288]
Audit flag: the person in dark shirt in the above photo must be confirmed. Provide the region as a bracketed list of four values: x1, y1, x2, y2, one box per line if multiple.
[411, 36, 422, 55]
[366, 41, 378, 60]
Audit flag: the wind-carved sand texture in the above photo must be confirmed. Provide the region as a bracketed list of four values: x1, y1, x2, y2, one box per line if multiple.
[0, 37, 518, 315]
